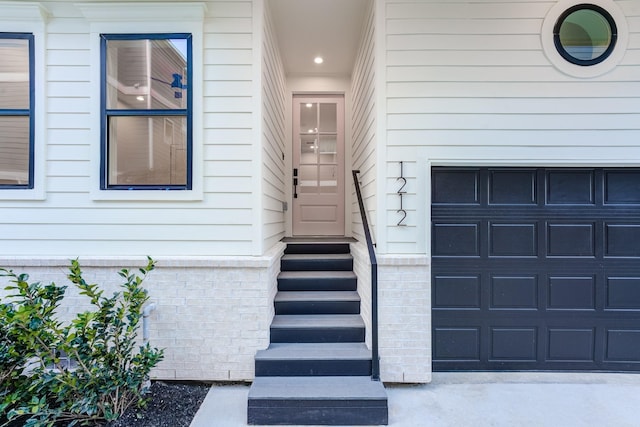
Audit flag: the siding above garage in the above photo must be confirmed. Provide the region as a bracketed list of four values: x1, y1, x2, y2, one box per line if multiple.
[380, 0, 640, 256]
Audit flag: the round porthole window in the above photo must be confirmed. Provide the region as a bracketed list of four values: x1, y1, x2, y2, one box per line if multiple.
[541, 0, 628, 78]
[554, 4, 617, 66]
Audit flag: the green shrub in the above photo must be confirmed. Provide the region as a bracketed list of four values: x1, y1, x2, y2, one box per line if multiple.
[0, 257, 164, 427]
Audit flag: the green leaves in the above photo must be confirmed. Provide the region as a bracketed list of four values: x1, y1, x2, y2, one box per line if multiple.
[0, 259, 164, 426]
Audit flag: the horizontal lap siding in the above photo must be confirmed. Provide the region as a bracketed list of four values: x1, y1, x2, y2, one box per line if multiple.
[0, 1, 257, 257]
[384, 0, 640, 254]
[351, 1, 377, 245]
[202, 1, 255, 254]
[261, 3, 286, 252]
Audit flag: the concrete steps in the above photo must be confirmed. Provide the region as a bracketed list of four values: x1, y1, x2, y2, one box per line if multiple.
[248, 376, 388, 426]
[247, 242, 388, 425]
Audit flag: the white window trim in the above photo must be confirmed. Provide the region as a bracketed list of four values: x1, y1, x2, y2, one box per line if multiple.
[0, 2, 48, 200]
[76, 2, 206, 201]
[541, 0, 629, 79]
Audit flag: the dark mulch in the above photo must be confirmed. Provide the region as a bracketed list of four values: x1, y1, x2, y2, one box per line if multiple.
[104, 381, 211, 427]
[2, 381, 211, 427]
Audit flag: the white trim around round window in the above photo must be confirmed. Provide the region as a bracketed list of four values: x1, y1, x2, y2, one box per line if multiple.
[541, 0, 628, 78]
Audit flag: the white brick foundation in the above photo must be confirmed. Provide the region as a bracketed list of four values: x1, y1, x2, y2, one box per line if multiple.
[0, 242, 284, 382]
[2, 241, 432, 383]
[352, 242, 431, 383]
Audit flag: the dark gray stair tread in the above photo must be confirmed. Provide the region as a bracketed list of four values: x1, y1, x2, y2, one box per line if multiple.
[278, 271, 356, 280]
[248, 376, 387, 401]
[271, 314, 364, 329]
[275, 291, 360, 303]
[256, 343, 371, 361]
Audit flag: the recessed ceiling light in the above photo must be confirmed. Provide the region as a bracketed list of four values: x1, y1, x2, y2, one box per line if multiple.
[306, 103, 313, 108]
[136, 96, 145, 101]
[314, 56, 323, 64]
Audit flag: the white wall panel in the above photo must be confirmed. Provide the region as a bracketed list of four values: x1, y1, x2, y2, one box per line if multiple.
[47, 50, 90, 66]
[47, 65, 89, 82]
[387, 50, 549, 67]
[204, 48, 252, 65]
[204, 80, 252, 97]
[204, 96, 252, 112]
[387, 130, 640, 147]
[385, 2, 551, 20]
[47, 160, 90, 177]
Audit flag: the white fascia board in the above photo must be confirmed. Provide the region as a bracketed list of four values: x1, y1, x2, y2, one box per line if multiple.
[0, 2, 49, 22]
[75, 2, 207, 22]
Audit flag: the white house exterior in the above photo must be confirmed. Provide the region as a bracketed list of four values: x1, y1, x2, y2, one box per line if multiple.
[0, 0, 639, 383]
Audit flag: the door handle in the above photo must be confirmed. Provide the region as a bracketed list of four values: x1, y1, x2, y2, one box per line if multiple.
[293, 168, 298, 199]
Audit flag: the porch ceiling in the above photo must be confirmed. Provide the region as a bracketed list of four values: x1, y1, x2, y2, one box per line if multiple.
[268, 0, 369, 77]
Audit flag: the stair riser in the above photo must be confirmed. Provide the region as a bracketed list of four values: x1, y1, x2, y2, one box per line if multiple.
[275, 301, 360, 315]
[284, 244, 350, 255]
[281, 258, 353, 272]
[271, 327, 365, 343]
[248, 402, 388, 425]
[278, 278, 357, 292]
[255, 359, 372, 377]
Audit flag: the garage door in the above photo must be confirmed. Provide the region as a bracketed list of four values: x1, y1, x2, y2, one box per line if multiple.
[432, 167, 640, 371]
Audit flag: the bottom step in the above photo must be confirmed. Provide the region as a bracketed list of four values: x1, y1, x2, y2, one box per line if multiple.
[247, 376, 388, 425]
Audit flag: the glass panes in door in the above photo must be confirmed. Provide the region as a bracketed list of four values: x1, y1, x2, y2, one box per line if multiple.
[298, 102, 338, 195]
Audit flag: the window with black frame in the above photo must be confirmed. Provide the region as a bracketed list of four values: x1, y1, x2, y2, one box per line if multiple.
[0, 33, 34, 189]
[101, 34, 192, 190]
[554, 4, 617, 66]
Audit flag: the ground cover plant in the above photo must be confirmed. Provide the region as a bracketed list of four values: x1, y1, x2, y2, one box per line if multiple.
[0, 258, 164, 427]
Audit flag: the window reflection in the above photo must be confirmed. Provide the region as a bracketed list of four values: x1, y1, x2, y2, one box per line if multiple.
[0, 116, 29, 185]
[108, 116, 186, 185]
[0, 38, 29, 109]
[106, 39, 188, 110]
[297, 101, 339, 195]
[554, 5, 617, 65]
[103, 35, 191, 189]
[0, 35, 32, 188]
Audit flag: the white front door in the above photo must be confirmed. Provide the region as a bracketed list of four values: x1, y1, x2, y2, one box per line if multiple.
[292, 95, 345, 236]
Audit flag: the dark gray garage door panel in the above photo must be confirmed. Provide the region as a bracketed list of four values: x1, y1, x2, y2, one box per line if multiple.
[432, 167, 640, 371]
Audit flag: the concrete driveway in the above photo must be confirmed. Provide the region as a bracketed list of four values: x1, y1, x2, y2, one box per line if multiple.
[191, 372, 640, 427]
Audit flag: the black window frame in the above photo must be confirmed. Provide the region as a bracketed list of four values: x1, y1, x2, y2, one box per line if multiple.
[100, 33, 193, 190]
[0, 32, 35, 189]
[553, 3, 618, 67]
